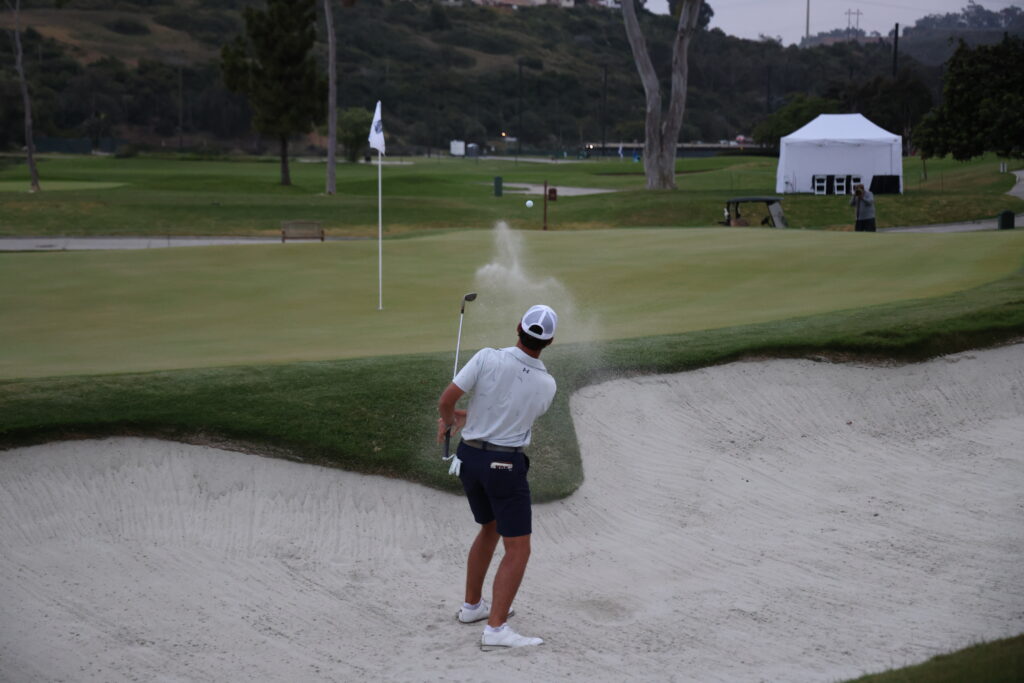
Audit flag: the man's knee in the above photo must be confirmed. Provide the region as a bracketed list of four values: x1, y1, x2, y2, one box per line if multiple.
[502, 534, 531, 560]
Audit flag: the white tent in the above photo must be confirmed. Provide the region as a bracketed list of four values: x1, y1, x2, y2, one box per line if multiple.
[775, 114, 903, 195]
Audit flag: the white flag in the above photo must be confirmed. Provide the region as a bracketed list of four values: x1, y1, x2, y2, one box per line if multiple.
[368, 100, 385, 155]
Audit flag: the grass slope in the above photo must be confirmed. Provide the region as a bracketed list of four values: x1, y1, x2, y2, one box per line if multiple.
[845, 634, 1024, 683]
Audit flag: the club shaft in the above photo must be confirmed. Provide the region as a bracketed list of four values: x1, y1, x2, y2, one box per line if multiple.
[453, 312, 465, 380]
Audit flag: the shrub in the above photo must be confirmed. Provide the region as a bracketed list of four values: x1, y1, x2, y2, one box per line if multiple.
[103, 18, 151, 35]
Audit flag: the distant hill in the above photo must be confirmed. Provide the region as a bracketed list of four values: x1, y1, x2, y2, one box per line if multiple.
[1, 0, 944, 155]
[801, 3, 1024, 66]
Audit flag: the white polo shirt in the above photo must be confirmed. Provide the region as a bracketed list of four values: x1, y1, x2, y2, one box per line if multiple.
[453, 346, 557, 448]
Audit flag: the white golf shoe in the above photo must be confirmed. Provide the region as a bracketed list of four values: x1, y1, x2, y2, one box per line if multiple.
[480, 624, 543, 650]
[456, 600, 514, 624]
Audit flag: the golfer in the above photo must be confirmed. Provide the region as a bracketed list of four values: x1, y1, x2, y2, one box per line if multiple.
[850, 183, 877, 232]
[436, 304, 558, 649]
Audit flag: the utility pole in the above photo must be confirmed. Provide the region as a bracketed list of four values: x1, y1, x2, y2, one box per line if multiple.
[517, 60, 523, 160]
[601, 63, 607, 158]
[847, 8, 864, 40]
[177, 63, 184, 151]
[845, 8, 863, 40]
[805, 0, 810, 41]
[892, 22, 900, 76]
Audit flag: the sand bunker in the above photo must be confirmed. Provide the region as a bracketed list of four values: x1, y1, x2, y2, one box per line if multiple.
[1, 344, 1022, 681]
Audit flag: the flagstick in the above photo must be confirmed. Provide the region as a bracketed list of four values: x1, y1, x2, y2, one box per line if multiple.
[377, 149, 383, 311]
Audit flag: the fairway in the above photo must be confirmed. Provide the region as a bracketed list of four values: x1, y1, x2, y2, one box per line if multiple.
[2, 154, 1020, 235]
[2, 226, 1022, 379]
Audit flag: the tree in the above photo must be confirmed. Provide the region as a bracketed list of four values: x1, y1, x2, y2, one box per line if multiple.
[4, 0, 46, 191]
[752, 94, 840, 151]
[915, 36, 1024, 160]
[668, 0, 712, 28]
[622, 0, 704, 190]
[221, 0, 325, 185]
[337, 106, 372, 162]
[841, 69, 933, 152]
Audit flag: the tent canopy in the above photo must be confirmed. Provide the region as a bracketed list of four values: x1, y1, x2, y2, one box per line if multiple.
[775, 114, 903, 195]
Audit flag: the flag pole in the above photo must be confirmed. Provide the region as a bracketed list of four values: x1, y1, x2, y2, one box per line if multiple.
[377, 148, 383, 311]
[368, 100, 385, 312]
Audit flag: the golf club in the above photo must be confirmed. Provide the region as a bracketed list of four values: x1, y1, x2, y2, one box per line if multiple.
[444, 292, 477, 467]
[453, 292, 477, 379]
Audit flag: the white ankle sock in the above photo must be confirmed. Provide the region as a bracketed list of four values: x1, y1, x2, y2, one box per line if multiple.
[463, 601, 481, 611]
[484, 624, 507, 634]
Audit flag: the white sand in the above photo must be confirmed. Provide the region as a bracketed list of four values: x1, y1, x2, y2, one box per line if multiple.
[1, 344, 1022, 682]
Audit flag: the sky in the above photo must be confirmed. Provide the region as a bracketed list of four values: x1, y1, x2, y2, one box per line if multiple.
[645, 0, 1023, 46]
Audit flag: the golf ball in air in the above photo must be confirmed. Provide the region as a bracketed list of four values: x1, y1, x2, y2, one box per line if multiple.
[525, 200, 534, 208]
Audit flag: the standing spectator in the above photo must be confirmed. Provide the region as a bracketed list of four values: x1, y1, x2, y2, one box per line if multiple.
[850, 183, 876, 232]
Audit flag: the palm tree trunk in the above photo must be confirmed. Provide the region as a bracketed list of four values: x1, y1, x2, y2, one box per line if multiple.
[10, 0, 41, 192]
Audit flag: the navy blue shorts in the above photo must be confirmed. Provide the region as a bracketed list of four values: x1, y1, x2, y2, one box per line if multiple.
[457, 441, 532, 537]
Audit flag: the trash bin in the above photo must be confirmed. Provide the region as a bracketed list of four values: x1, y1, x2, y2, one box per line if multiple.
[998, 210, 1015, 230]
[494, 176, 502, 197]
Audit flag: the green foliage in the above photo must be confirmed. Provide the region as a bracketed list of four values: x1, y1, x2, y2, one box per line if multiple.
[426, 1, 449, 31]
[153, 8, 241, 45]
[220, 0, 326, 182]
[4, 0, 956, 154]
[841, 68, 934, 143]
[752, 94, 840, 149]
[103, 18, 151, 35]
[0, 71, 20, 150]
[915, 36, 1024, 160]
[337, 106, 372, 162]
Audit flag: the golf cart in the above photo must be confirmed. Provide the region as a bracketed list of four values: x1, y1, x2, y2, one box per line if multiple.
[720, 196, 788, 228]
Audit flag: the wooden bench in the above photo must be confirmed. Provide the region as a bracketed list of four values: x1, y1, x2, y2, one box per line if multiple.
[280, 220, 324, 243]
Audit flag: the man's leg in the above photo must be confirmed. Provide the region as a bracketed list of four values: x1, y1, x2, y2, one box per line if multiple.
[465, 521, 500, 605]
[487, 534, 531, 627]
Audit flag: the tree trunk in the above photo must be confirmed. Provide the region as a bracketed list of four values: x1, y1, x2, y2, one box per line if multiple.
[622, 0, 702, 190]
[279, 134, 291, 185]
[323, 0, 337, 195]
[10, 0, 41, 192]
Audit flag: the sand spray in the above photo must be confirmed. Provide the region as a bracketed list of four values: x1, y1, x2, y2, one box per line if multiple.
[462, 222, 604, 375]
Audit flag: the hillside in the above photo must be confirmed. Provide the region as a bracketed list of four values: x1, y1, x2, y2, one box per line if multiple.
[2, 0, 941, 155]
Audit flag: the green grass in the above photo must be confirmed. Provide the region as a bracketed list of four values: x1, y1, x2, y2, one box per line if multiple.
[843, 634, 1024, 682]
[3, 234, 1024, 500]
[2, 228, 1023, 379]
[1, 153, 1021, 235]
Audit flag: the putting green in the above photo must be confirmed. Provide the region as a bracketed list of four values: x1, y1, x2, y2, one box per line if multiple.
[0, 180, 126, 192]
[2, 227, 1023, 379]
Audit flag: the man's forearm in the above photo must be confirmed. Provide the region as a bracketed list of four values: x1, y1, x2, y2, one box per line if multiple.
[438, 382, 465, 428]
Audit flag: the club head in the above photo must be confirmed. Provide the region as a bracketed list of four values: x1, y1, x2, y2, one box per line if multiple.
[460, 292, 477, 314]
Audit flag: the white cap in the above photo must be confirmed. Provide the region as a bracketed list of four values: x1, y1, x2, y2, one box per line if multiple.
[520, 304, 558, 340]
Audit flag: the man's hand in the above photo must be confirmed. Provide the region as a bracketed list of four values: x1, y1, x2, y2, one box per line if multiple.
[436, 410, 467, 444]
